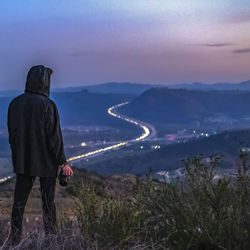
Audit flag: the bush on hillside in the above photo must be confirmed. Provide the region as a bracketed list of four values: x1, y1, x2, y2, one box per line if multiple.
[75, 152, 250, 249]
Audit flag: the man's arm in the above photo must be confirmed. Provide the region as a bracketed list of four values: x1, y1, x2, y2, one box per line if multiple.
[45, 101, 73, 176]
[7, 104, 11, 145]
[45, 101, 66, 165]
[7, 99, 15, 145]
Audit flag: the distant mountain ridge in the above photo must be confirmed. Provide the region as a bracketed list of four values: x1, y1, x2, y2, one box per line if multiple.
[52, 82, 161, 95]
[168, 80, 250, 91]
[0, 82, 158, 97]
[52, 80, 250, 93]
[2, 80, 250, 97]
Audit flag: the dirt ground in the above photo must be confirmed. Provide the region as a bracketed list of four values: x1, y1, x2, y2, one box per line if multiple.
[0, 177, 77, 216]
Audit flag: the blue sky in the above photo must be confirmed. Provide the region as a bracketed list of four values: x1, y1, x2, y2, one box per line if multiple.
[0, 0, 250, 90]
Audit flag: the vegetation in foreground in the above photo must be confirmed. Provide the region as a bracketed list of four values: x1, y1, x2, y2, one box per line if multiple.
[0, 152, 250, 249]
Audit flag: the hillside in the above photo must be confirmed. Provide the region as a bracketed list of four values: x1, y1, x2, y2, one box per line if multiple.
[1, 155, 249, 249]
[120, 88, 250, 125]
[0, 167, 137, 216]
[51, 90, 136, 126]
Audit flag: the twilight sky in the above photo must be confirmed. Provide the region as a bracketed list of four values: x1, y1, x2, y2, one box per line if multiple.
[0, 0, 250, 90]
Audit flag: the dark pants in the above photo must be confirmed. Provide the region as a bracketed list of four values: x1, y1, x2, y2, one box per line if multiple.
[10, 174, 57, 244]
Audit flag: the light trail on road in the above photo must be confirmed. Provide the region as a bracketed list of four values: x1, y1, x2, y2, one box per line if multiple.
[67, 102, 151, 162]
[0, 175, 13, 184]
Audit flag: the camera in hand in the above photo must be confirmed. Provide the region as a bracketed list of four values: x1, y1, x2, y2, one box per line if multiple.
[58, 169, 71, 186]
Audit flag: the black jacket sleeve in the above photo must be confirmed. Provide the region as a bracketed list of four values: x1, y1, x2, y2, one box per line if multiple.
[45, 101, 67, 166]
[7, 99, 15, 145]
[7, 103, 11, 145]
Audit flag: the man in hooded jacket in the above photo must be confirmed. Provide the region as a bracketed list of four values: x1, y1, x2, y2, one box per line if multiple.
[7, 65, 73, 245]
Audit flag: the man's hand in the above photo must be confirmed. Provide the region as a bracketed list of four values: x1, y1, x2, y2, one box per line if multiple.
[61, 164, 73, 177]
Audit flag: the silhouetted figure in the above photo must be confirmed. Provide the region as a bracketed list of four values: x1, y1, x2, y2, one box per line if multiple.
[7, 65, 73, 245]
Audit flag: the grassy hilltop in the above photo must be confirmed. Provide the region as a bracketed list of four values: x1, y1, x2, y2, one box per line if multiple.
[0, 153, 250, 249]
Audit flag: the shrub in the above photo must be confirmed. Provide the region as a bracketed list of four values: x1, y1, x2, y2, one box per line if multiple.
[75, 186, 143, 248]
[136, 153, 250, 249]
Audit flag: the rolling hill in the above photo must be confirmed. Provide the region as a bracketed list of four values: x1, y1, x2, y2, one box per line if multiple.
[120, 88, 250, 125]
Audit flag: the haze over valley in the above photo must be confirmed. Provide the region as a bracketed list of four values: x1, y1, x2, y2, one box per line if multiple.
[1, 81, 250, 181]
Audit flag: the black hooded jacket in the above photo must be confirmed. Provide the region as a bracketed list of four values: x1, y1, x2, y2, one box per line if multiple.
[7, 65, 67, 177]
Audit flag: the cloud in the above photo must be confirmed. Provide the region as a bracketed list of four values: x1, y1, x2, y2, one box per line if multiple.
[69, 51, 99, 57]
[226, 13, 250, 24]
[197, 43, 233, 47]
[233, 48, 250, 54]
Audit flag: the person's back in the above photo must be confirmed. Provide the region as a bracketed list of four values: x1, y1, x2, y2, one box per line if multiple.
[7, 65, 73, 246]
[8, 92, 65, 177]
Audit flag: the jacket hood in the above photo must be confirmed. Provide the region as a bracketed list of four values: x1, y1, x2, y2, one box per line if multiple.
[25, 65, 53, 97]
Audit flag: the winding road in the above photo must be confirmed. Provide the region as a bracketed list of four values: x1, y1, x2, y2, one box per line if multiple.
[0, 101, 155, 184]
[67, 101, 155, 162]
